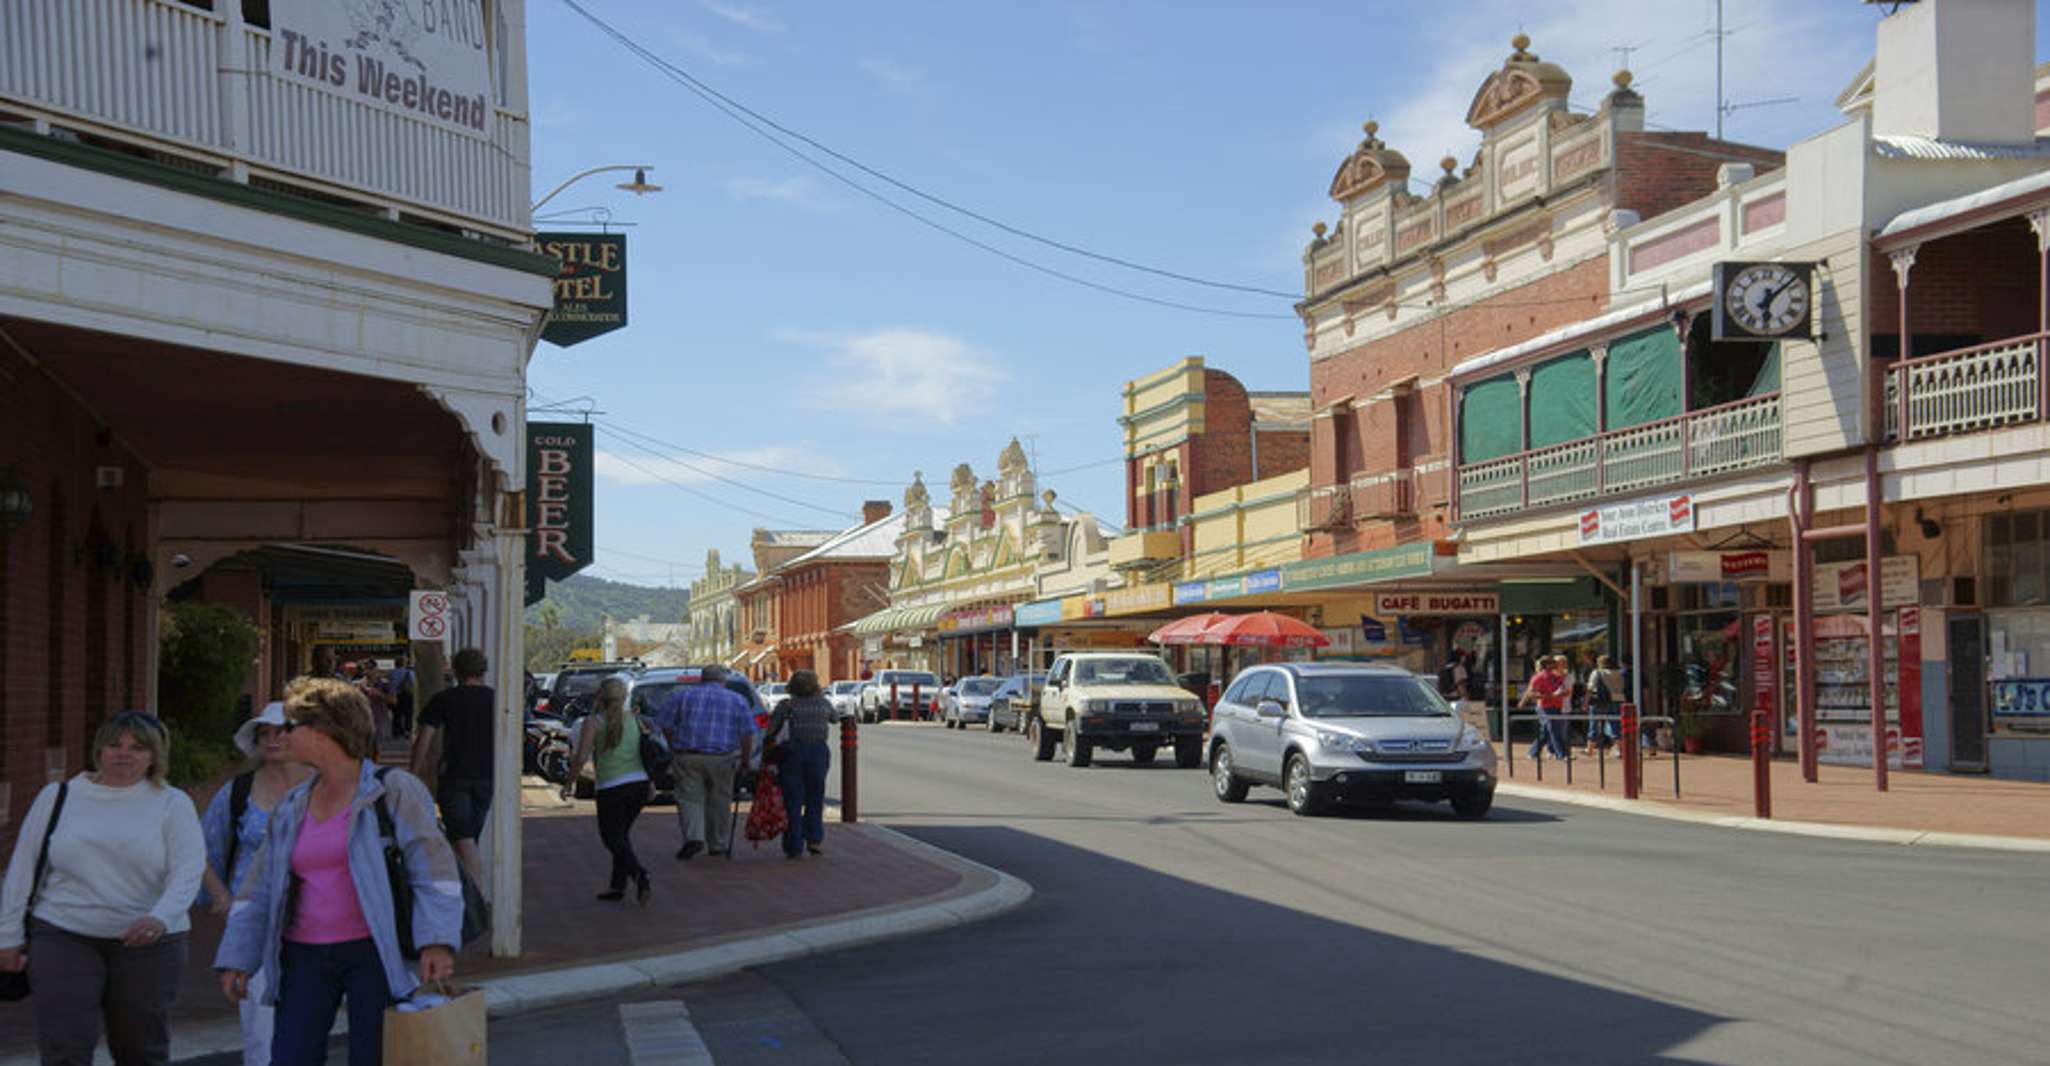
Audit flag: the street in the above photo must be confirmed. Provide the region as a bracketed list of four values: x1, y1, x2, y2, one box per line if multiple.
[491, 723, 2050, 1065]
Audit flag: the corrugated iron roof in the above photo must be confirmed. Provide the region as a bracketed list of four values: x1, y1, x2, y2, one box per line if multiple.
[1878, 168, 2050, 241]
[1872, 135, 2050, 161]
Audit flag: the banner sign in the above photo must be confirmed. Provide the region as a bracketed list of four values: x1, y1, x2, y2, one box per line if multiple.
[1103, 583, 1171, 616]
[1751, 615, 1775, 738]
[1243, 570, 1283, 595]
[1173, 581, 1208, 606]
[1578, 493, 1694, 546]
[1668, 550, 1789, 583]
[525, 422, 594, 606]
[1372, 591, 1498, 616]
[1014, 600, 1063, 627]
[1281, 542, 1433, 592]
[269, 0, 494, 136]
[1813, 556, 1919, 611]
[539, 233, 629, 347]
[939, 605, 1014, 634]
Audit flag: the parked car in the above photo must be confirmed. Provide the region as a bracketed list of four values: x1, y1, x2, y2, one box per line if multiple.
[1028, 653, 1206, 768]
[942, 676, 1003, 729]
[861, 670, 941, 722]
[1207, 662, 1496, 818]
[758, 681, 788, 709]
[561, 665, 771, 802]
[546, 661, 643, 719]
[985, 672, 1046, 733]
[827, 680, 865, 720]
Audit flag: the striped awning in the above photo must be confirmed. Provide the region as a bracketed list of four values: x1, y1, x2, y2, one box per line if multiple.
[848, 603, 947, 635]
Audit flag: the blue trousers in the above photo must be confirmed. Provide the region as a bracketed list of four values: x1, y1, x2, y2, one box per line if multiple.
[272, 938, 391, 1066]
[778, 740, 832, 857]
[1527, 711, 1570, 760]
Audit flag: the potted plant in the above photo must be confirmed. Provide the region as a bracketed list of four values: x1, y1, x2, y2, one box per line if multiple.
[1677, 707, 1709, 755]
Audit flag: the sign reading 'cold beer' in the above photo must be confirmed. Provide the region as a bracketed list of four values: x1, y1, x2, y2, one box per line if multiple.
[268, 0, 496, 136]
[539, 233, 629, 347]
[525, 422, 593, 606]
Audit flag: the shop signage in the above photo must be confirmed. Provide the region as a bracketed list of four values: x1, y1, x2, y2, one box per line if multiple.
[1577, 493, 1694, 546]
[1667, 550, 1789, 583]
[1104, 583, 1171, 615]
[1812, 556, 1918, 611]
[1173, 581, 1208, 605]
[1992, 679, 2050, 717]
[1751, 615, 1775, 731]
[1014, 600, 1064, 627]
[317, 621, 396, 642]
[539, 233, 629, 347]
[525, 422, 594, 606]
[1371, 591, 1499, 616]
[268, 0, 493, 136]
[1282, 542, 1433, 592]
[940, 605, 1014, 633]
[1243, 570, 1282, 595]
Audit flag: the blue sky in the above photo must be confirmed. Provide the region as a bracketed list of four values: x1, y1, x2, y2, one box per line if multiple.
[525, 0, 2050, 590]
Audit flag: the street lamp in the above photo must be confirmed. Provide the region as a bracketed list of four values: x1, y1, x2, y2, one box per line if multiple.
[531, 164, 662, 214]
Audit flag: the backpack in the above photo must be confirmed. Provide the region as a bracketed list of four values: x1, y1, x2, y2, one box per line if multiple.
[222, 771, 255, 884]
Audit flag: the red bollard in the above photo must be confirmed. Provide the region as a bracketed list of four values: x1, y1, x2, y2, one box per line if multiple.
[1751, 709, 1773, 819]
[1620, 703, 1640, 800]
[890, 682, 900, 722]
[839, 716, 859, 822]
[912, 683, 923, 722]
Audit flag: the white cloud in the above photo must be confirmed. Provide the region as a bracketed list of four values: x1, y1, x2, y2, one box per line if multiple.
[674, 31, 749, 67]
[861, 58, 922, 94]
[702, 1, 783, 33]
[724, 176, 823, 207]
[596, 445, 832, 486]
[788, 328, 1006, 424]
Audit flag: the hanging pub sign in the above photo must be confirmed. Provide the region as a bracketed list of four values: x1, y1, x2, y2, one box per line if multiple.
[1711, 260, 1816, 342]
[525, 422, 594, 605]
[266, 0, 495, 137]
[539, 233, 629, 347]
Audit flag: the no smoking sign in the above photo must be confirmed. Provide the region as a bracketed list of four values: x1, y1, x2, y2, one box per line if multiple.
[409, 591, 451, 643]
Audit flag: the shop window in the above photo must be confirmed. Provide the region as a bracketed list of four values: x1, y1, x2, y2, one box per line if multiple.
[1987, 510, 2050, 608]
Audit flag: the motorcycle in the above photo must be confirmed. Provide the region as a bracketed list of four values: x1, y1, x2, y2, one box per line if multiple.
[527, 714, 572, 782]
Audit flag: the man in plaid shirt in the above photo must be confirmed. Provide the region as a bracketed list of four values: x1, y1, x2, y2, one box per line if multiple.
[653, 666, 757, 859]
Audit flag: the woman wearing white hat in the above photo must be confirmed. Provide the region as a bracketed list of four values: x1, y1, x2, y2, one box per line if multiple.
[198, 701, 310, 1066]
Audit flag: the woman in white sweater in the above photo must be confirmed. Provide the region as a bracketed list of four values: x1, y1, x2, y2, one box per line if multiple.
[0, 712, 206, 1066]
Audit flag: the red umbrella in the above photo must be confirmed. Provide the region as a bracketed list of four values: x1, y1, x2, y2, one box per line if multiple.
[1148, 612, 1235, 645]
[1198, 611, 1330, 648]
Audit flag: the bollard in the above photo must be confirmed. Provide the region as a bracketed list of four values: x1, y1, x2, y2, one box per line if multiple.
[1751, 708, 1772, 819]
[1620, 703, 1640, 800]
[912, 683, 923, 722]
[840, 716, 859, 822]
[890, 682, 900, 722]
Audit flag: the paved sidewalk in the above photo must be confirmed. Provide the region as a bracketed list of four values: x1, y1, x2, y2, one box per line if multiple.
[0, 782, 1022, 1065]
[1493, 742, 2050, 846]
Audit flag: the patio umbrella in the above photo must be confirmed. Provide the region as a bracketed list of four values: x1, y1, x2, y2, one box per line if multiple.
[1198, 611, 1330, 648]
[1147, 611, 1235, 645]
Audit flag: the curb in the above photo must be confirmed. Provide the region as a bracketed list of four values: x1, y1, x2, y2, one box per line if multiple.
[1495, 782, 2050, 854]
[6, 825, 1030, 1066]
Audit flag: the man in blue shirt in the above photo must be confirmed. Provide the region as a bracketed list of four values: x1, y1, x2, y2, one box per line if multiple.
[654, 666, 757, 859]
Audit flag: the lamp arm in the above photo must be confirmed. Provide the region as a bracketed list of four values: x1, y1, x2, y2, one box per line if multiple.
[531, 164, 653, 213]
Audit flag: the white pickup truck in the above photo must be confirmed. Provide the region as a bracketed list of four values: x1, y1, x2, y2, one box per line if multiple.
[1028, 652, 1208, 768]
[860, 669, 941, 723]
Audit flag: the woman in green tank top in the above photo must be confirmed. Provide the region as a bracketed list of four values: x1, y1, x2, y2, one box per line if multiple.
[564, 677, 652, 904]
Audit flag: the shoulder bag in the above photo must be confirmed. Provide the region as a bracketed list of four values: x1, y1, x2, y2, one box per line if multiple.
[373, 769, 488, 958]
[0, 781, 70, 1002]
[636, 721, 675, 792]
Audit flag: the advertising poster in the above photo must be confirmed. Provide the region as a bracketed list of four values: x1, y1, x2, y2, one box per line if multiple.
[268, 0, 495, 135]
[525, 422, 593, 605]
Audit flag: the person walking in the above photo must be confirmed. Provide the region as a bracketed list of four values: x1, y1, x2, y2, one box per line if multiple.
[652, 666, 756, 861]
[385, 656, 415, 741]
[217, 677, 463, 1066]
[357, 663, 392, 746]
[764, 670, 835, 860]
[0, 712, 204, 1066]
[409, 647, 494, 888]
[199, 702, 314, 1066]
[1519, 656, 1572, 761]
[1437, 651, 1468, 704]
[561, 677, 652, 904]
[1584, 655, 1627, 756]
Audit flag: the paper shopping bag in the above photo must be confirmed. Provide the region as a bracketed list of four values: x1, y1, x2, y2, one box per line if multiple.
[382, 985, 486, 1066]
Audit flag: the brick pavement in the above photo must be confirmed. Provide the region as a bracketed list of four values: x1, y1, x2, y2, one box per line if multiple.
[1495, 743, 2050, 841]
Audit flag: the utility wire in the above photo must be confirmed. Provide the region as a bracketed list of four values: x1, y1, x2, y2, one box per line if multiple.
[597, 445, 822, 526]
[598, 425, 858, 520]
[599, 419, 903, 487]
[554, 0, 1297, 321]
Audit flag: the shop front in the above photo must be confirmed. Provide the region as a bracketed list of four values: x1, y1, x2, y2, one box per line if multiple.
[1783, 556, 1922, 769]
[937, 604, 1017, 678]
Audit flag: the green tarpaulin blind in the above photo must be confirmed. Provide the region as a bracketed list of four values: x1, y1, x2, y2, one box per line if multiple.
[1747, 342, 1782, 397]
[1460, 376, 1523, 462]
[1604, 327, 1683, 430]
[1527, 350, 1598, 448]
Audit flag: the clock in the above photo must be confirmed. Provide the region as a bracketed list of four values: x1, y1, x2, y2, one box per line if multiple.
[1712, 261, 1815, 341]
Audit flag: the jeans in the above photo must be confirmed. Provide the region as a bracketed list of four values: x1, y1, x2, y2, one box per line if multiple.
[595, 779, 651, 890]
[27, 918, 186, 1066]
[240, 965, 276, 1066]
[777, 741, 832, 857]
[1527, 709, 1570, 760]
[674, 752, 740, 853]
[272, 938, 391, 1066]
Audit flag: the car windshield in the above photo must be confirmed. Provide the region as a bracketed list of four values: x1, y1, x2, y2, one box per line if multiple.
[880, 672, 938, 687]
[557, 672, 608, 698]
[961, 678, 1001, 696]
[1072, 658, 1175, 685]
[831, 681, 862, 694]
[1294, 676, 1454, 719]
[630, 682, 684, 714]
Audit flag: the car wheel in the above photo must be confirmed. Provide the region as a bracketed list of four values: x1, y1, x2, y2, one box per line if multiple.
[1173, 735, 1203, 769]
[1285, 754, 1326, 817]
[987, 711, 1003, 734]
[1030, 717, 1057, 762]
[1452, 788, 1494, 820]
[1211, 744, 1250, 803]
[1130, 742, 1158, 766]
[1064, 717, 1092, 767]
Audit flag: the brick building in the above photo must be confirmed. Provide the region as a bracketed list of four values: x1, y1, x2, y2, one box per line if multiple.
[772, 502, 896, 681]
[733, 527, 835, 680]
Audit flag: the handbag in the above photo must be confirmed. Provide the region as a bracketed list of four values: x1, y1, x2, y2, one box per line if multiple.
[373, 770, 489, 959]
[637, 724, 675, 792]
[383, 982, 486, 1065]
[0, 781, 69, 1002]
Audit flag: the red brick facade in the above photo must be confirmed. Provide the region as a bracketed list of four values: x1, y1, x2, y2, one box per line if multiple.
[1868, 217, 2041, 353]
[1125, 369, 1310, 557]
[774, 561, 888, 682]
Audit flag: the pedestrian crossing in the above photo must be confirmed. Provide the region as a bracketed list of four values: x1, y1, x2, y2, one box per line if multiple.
[620, 1000, 714, 1065]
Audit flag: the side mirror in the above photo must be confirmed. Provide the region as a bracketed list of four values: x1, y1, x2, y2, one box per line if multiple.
[1256, 698, 1287, 719]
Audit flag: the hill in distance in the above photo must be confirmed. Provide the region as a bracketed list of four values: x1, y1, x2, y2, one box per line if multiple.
[526, 573, 690, 634]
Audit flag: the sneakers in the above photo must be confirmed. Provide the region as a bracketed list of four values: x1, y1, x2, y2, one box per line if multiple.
[676, 841, 705, 861]
[806, 843, 822, 856]
[596, 889, 626, 902]
[635, 874, 651, 907]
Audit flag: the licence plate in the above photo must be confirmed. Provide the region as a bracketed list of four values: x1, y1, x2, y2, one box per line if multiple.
[1403, 770, 1442, 784]
[1129, 721, 1160, 733]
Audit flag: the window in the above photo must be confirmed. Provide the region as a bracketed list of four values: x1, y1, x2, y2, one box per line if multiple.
[1293, 676, 1451, 719]
[1988, 510, 2050, 607]
[1221, 673, 1259, 705]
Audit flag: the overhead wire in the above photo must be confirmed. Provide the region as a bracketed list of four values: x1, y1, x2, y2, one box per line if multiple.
[597, 424, 858, 520]
[595, 445, 822, 526]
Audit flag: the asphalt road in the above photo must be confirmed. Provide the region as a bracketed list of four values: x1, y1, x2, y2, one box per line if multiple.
[495, 721, 2050, 1065]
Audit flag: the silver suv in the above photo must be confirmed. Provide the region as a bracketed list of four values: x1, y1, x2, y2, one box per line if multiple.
[1208, 662, 1497, 818]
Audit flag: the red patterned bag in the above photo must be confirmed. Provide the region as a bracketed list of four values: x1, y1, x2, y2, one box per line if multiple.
[744, 767, 787, 845]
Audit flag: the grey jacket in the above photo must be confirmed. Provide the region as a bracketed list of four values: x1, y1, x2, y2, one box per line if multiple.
[213, 761, 464, 1005]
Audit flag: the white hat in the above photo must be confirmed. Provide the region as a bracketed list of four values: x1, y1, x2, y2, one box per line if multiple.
[233, 701, 289, 757]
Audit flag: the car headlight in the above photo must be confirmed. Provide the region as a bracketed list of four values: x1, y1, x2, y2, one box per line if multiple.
[1456, 725, 1489, 752]
[1315, 730, 1372, 753]
[1176, 698, 1202, 714]
[1086, 699, 1112, 713]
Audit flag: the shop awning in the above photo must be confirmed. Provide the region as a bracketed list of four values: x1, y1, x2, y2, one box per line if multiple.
[848, 603, 947, 635]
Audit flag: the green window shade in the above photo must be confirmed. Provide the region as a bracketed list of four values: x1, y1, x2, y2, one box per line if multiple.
[1604, 327, 1683, 430]
[1460, 376, 1523, 463]
[1527, 351, 1598, 448]
[1746, 342, 1782, 397]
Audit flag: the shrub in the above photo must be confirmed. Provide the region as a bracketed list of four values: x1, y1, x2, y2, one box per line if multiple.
[157, 601, 260, 786]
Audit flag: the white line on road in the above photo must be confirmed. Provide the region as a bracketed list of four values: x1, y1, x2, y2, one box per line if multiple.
[620, 1000, 713, 1065]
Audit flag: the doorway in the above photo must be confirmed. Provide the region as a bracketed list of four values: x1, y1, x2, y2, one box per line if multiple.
[1947, 614, 1989, 770]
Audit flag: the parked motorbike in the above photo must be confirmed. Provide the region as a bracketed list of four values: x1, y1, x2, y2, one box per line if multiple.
[528, 714, 571, 781]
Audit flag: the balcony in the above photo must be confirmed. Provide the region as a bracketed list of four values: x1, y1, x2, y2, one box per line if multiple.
[1457, 393, 1783, 520]
[1110, 529, 1181, 570]
[1884, 333, 2046, 443]
[1349, 470, 1415, 520]
[1296, 484, 1353, 530]
[1, 0, 530, 238]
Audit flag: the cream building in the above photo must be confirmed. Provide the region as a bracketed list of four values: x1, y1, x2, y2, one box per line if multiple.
[685, 548, 753, 666]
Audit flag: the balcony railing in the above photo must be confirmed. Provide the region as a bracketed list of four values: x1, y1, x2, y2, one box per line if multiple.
[1885, 332, 2047, 443]
[1296, 484, 1353, 530]
[1457, 393, 1783, 520]
[1, 0, 529, 237]
[1349, 469, 1416, 519]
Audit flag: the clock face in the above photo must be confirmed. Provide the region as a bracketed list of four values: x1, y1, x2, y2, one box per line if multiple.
[1723, 263, 1810, 337]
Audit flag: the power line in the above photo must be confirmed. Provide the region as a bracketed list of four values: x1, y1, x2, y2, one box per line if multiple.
[596, 445, 821, 526]
[553, 0, 1298, 321]
[1039, 455, 1128, 477]
[597, 425, 858, 520]
[598, 419, 903, 487]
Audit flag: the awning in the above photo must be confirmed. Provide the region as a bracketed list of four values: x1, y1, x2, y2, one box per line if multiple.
[848, 603, 947, 635]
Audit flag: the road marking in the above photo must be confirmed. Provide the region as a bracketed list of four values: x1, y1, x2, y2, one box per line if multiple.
[620, 1000, 713, 1065]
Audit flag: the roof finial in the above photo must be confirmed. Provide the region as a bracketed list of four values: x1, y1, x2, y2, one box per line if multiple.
[1312, 221, 1328, 239]
[1440, 155, 1458, 175]
[1613, 68, 1634, 90]
[1510, 32, 1534, 60]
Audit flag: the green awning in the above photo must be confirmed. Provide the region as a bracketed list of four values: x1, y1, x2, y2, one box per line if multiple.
[1528, 350, 1597, 448]
[1460, 375, 1524, 463]
[1605, 326, 1682, 430]
[849, 603, 947, 635]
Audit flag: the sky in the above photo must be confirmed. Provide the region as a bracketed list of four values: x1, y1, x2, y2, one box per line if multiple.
[524, 0, 2050, 590]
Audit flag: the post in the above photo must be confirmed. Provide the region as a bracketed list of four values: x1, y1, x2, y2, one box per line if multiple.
[1499, 611, 1512, 778]
[1621, 703, 1640, 799]
[1864, 446, 1889, 792]
[1629, 560, 1643, 709]
[1751, 708, 1773, 818]
[1793, 461, 1819, 782]
[890, 680, 900, 722]
[839, 717, 859, 822]
[912, 682, 923, 722]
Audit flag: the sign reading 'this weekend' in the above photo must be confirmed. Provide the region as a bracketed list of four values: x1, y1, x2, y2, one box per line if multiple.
[269, 0, 496, 136]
